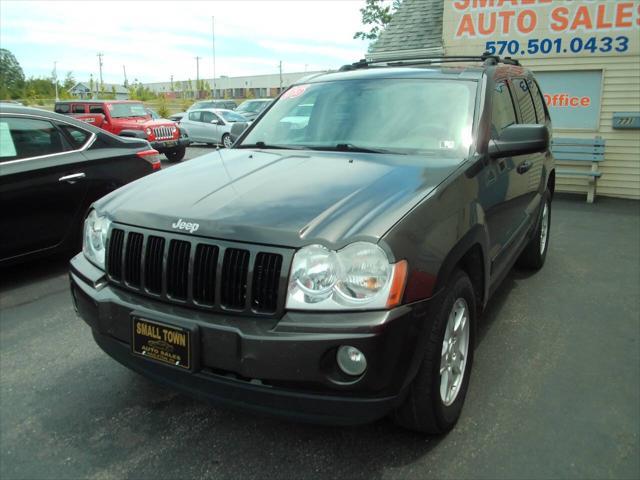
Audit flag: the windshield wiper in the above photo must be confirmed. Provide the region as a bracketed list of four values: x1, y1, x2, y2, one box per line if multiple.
[237, 141, 305, 150]
[307, 143, 401, 154]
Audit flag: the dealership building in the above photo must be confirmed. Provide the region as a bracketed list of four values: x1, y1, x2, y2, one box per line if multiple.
[370, 0, 640, 200]
[144, 71, 324, 101]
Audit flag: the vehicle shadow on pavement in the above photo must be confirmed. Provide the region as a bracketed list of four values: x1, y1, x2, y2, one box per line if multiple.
[19, 348, 441, 480]
[0, 253, 73, 309]
[476, 267, 537, 345]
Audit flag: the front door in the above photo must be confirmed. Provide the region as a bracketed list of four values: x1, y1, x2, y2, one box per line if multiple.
[479, 79, 530, 278]
[0, 115, 89, 260]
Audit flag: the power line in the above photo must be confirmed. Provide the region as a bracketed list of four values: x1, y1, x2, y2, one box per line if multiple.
[97, 53, 104, 90]
[212, 16, 216, 98]
[195, 56, 201, 99]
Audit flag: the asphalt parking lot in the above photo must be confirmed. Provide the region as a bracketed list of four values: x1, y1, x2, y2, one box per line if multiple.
[1, 148, 639, 479]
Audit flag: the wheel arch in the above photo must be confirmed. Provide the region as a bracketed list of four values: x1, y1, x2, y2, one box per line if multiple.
[433, 225, 490, 312]
[547, 168, 556, 199]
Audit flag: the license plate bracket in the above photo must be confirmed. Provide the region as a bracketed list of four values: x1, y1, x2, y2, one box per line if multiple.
[131, 317, 192, 370]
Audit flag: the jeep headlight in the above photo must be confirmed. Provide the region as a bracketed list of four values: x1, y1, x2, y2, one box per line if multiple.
[286, 242, 407, 310]
[83, 210, 111, 269]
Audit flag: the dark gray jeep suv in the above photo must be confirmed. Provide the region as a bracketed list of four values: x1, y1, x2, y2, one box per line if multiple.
[70, 54, 555, 434]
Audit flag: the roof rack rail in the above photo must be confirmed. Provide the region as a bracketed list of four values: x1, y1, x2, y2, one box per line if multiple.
[339, 52, 521, 71]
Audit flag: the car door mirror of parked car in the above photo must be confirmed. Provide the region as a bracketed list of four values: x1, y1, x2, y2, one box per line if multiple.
[488, 124, 549, 159]
[211, 120, 224, 125]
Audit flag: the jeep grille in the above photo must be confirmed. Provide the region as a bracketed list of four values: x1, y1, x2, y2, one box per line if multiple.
[153, 126, 173, 140]
[106, 226, 290, 316]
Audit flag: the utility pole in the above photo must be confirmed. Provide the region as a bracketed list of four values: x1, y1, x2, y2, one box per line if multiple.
[97, 53, 104, 90]
[212, 16, 216, 98]
[53, 60, 59, 101]
[170, 74, 174, 92]
[279, 60, 283, 92]
[195, 56, 201, 99]
[123, 65, 128, 87]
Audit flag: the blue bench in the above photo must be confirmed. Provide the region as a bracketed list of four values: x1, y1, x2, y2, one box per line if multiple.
[551, 137, 605, 203]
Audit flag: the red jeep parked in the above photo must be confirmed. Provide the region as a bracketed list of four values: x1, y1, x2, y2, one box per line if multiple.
[54, 100, 190, 161]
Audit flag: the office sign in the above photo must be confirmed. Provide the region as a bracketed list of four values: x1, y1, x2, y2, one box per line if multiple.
[535, 70, 603, 130]
[443, 1, 640, 58]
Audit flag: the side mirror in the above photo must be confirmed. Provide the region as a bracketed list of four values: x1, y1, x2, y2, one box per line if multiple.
[488, 124, 549, 159]
[211, 120, 224, 125]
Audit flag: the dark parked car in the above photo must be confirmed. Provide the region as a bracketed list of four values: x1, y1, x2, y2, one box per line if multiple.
[235, 98, 272, 121]
[70, 54, 554, 434]
[0, 105, 161, 265]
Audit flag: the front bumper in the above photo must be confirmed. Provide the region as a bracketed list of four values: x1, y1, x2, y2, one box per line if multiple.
[69, 253, 436, 425]
[150, 135, 190, 152]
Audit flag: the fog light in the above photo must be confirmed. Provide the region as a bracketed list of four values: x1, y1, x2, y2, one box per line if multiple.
[336, 345, 367, 376]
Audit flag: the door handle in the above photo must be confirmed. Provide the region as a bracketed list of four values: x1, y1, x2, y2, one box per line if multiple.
[517, 161, 532, 174]
[58, 172, 86, 183]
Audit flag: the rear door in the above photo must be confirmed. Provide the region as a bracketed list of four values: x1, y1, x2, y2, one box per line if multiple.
[519, 77, 550, 209]
[181, 111, 203, 141]
[0, 115, 91, 260]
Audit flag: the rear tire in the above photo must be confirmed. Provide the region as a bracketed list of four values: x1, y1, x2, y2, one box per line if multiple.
[517, 191, 551, 270]
[393, 269, 476, 434]
[165, 146, 186, 162]
[222, 133, 233, 149]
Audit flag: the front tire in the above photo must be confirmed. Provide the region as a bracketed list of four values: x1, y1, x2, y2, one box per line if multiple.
[517, 191, 551, 270]
[221, 133, 233, 149]
[165, 146, 186, 162]
[394, 269, 476, 434]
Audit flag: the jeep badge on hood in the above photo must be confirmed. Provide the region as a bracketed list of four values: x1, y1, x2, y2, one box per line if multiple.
[171, 219, 199, 234]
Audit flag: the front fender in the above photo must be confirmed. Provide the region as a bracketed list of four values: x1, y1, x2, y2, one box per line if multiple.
[119, 129, 147, 139]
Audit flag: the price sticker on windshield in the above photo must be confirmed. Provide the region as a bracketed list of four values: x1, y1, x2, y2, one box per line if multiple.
[281, 84, 309, 100]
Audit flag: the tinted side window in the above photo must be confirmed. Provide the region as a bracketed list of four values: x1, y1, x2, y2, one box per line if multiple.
[491, 81, 517, 139]
[58, 124, 92, 149]
[89, 105, 105, 115]
[54, 104, 70, 114]
[201, 111, 216, 123]
[72, 105, 86, 113]
[188, 111, 201, 122]
[0, 117, 66, 161]
[528, 80, 548, 124]
[512, 78, 537, 124]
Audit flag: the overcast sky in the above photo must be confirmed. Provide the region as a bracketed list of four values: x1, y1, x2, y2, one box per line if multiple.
[0, 0, 371, 84]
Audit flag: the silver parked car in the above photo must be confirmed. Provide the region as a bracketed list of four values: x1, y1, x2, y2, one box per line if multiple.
[178, 108, 248, 148]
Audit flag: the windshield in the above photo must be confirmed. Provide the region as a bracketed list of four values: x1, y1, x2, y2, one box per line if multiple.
[237, 100, 270, 113]
[219, 111, 247, 123]
[240, 79, 477, 157]
[109, 103, 149, 118]
[190, 101, 213, 110]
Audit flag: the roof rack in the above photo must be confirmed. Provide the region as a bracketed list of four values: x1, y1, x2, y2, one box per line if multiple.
[339, 52, 521, 71]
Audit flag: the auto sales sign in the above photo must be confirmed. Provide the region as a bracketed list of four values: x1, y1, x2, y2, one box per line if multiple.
[443, 0, 640, 58]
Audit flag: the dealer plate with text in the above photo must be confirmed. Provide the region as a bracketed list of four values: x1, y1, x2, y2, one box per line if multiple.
[132, 318, 191, 370]
[162, 141, 177, 147]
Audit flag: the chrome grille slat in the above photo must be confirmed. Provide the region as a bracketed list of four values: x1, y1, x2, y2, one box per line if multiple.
[106, 226, 287, 317]
[153, 126, 173, 140]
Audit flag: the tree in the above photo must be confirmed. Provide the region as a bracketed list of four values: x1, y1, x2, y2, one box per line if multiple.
[63, 71, 75, 91]
[353, 0, 402, 41]
[0, 48, 25, 99]
[157, 94, 170, 118]
[89, 74, 94, 98]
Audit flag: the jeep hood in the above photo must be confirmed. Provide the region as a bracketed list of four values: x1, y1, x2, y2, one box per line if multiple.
[96, 149, 461, 248]
[115, 118, 175, 128]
